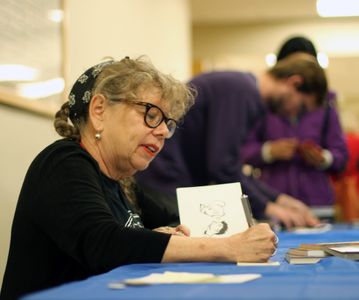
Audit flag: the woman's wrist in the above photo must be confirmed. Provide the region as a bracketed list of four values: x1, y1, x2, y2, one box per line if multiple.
[162, 235, 232, 263]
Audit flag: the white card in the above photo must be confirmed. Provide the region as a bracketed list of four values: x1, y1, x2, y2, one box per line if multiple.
[120, 271, 261, 285]
[176, 182, 249, 237]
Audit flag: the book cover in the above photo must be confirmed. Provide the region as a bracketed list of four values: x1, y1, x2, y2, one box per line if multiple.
[299, 241, 359, 250]
[176, 182, 249, 237]
[285, 253, 322, 265]
[287, 248, 328, 257]
[324, 245, 359, 261]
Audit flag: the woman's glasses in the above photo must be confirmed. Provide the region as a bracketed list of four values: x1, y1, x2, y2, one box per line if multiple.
[114, 100, 178, 139]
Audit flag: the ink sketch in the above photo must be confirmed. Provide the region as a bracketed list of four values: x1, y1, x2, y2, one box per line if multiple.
[177, 182, 249, 237]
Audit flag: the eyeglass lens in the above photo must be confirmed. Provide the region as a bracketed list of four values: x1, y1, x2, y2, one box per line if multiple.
[145, 106, 176, 138]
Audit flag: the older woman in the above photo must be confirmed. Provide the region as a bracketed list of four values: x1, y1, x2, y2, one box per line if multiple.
[1, 57, 276, 300]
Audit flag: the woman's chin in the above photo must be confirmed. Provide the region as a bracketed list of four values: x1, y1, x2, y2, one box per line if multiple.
[132, 159, 151, 172]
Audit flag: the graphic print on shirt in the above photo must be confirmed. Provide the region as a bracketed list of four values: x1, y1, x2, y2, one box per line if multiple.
[124, 210, 144, 228]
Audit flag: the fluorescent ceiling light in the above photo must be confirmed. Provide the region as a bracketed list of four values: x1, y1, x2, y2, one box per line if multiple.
[0, 64, 39, 81]
[265, 52, 329, 69]
[265, 53, 277, 67]
[17, 77, 64, 99]
[47, 9, 64, 23]
[317, 0, 359, 17]
[317, 52, 329, 68]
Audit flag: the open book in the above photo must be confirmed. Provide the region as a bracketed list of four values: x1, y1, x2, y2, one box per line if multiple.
[176, 182, 252, 237]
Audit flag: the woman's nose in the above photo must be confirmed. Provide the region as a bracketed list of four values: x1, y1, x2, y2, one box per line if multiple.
[153, 121, 170, 138]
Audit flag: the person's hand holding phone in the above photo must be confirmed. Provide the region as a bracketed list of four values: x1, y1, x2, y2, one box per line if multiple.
[269, 138, 299, 161]
[298, 140, 325, 167]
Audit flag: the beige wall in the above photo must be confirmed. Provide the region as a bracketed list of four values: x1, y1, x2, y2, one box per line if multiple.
[0, 107, 57, 288]
[66, 0, 191, 85]
[193, 18, 359, 130]
[0, 0, 191, 288]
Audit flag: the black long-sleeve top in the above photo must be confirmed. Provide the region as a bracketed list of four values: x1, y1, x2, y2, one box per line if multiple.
[0, 139, 170, 300]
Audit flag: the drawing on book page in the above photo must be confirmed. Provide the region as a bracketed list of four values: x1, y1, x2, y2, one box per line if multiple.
[200, 201, 229, 236]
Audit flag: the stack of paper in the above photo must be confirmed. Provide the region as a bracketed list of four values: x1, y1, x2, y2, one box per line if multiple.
[108, 271, 262, 288]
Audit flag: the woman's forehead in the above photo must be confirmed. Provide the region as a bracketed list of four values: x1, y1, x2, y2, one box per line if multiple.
[136, 85, 161, 99]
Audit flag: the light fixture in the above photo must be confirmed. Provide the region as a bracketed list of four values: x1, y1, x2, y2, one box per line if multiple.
[265, 53, 277, 67]
[265, 52, 329, 69]
[317, 52, 329, 69]
[317, 0, 359, 17]
[0, 64, 39, 81]
[47, 9, 64, 23]
[17, 78, 64, 99]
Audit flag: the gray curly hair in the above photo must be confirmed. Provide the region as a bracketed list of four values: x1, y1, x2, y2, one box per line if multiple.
[54, 56, 196, 208]
[54, 56, 195, 141]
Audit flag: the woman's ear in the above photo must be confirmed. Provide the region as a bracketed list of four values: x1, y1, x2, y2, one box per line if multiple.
[88, 94, 106, 131]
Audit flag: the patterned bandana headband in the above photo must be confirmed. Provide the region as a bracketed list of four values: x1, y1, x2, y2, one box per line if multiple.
[68, 60, 116, 121]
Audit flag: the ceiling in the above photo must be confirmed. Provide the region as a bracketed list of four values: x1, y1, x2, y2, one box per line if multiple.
[190, 0, 321, 24]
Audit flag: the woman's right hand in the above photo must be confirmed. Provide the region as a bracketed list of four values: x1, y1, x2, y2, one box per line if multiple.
[224, 223, 277, 262]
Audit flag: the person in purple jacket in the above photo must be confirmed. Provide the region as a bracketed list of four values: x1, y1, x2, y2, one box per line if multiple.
[135, 53, 321, 229]
[241, 53, 348, 209]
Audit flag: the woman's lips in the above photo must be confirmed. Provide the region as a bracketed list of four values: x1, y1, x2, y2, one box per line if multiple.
[141, 144, 159, 157]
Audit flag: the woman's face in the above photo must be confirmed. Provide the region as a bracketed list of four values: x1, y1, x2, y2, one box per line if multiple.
[100, 87, 170, 178]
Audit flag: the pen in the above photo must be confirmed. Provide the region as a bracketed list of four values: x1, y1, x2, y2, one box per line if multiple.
[241, 194, 256, 227]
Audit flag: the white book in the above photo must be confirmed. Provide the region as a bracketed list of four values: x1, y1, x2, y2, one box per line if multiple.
[176, 182, 250, 237]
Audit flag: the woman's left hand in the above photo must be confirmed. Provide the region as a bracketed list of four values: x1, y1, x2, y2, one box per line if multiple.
[153, 224, 191, 236]
[298, 141, 325, 167]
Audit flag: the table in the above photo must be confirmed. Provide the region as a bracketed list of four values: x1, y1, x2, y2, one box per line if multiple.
[22, 225, 359, 300]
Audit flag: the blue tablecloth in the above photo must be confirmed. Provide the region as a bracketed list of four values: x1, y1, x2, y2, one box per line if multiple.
[22, 226, 359, 300]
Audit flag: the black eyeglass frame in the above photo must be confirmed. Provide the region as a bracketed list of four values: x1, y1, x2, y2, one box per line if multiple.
[112, 99, 178, 138]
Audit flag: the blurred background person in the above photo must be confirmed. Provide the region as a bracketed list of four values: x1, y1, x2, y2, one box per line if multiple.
[275, 35, 358, 221]
[276, 36, 317, 62]
[276, 35, 337, 105]
[241, 53, 348, 220]
[136, 53, 321, 230]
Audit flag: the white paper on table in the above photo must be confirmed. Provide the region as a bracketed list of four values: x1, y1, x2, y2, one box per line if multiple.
[121, 271, 261, 285]
[177, 182, 248, 237]
[218, 274, 261, 283]
[236, 261, 280, 267]
[290, 223, 332, 234]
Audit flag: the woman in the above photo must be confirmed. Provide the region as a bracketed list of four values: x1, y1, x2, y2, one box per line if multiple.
[1, 57, 276, 300]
